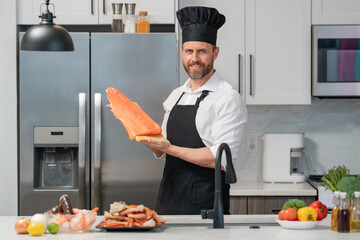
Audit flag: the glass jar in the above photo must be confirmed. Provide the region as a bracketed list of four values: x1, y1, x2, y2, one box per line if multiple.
[350, 191, 360, 232]
[124, 3, 136, 33]
[331, 191, 340, 231]
[137, 11, 150, 33]
[111, 3, 123, 32]
[338, 192, 350, 233]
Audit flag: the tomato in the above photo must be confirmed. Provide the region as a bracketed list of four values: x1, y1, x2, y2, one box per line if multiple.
[283, 208, 298, 221]
[278, 210, 285, 220]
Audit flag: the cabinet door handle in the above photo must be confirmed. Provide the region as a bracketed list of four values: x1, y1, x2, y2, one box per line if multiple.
[91, 0, 94, 15]
[238, 54, 242, 95]
[103, 0, 106, 14]
[250, 54, 254, 96]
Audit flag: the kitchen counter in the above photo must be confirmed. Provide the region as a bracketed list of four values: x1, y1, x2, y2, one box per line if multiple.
[230, 181, 317, 196]
[2, 215, 358, 240]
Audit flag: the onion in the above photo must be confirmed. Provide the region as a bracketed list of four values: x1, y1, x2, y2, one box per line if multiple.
[15, 217, 30, 234]
[31, 213, 48, 228]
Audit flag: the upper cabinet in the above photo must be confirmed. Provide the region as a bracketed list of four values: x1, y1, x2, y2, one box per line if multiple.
[245, 0, 311, 105]
[312, 0, 360, 24]
[178, 0, 311, 105]
[17, 0, 175, 25]
[18, 0, 98, 24]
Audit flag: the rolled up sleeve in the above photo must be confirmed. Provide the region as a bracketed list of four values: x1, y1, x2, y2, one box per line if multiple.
[209, 93, 247, 168]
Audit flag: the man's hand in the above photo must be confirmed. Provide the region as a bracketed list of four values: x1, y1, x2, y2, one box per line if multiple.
[143, 139, 171, 158]
[142, 138, 217, 169]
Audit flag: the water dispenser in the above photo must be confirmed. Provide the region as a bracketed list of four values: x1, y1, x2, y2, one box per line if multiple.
[33, 127, 79, 189]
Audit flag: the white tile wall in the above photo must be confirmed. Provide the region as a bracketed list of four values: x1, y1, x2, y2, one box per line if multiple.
[236, 97, 360, 181]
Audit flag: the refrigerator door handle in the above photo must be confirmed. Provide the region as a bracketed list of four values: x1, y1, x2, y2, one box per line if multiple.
[92, 93, 102, 212]
[78, 93, 86, 208]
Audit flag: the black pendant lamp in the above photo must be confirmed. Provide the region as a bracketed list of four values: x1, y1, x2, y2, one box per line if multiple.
[21, 0, 74, 51]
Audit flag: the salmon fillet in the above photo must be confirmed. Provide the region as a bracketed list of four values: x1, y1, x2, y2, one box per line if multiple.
[106, 87, 163, 141]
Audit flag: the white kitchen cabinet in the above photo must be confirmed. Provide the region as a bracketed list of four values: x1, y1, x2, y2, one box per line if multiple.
[312, 0, 360, 25]
[17, 0, 99, 25]
[17, 0, 174, 25]
[178, 0, 311, 105]
[245, 0, 311, 105]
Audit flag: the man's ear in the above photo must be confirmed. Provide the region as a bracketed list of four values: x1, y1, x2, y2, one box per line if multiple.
[213, 47, 220, 61]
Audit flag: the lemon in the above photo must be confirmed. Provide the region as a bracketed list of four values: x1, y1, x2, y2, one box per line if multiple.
[27, 222, 45, 236]
[47, 223, 59, 234]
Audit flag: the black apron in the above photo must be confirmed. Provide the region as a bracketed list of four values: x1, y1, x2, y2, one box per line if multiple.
[155, 90, 230, 215]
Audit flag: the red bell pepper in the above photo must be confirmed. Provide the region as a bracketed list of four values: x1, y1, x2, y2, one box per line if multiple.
[309, 201, 328, 220]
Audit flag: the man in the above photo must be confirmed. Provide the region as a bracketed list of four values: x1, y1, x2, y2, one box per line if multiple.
[143, 6, 248, 215]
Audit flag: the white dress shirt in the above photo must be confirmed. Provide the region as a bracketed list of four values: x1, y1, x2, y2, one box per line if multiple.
[159, 71, 248, 168]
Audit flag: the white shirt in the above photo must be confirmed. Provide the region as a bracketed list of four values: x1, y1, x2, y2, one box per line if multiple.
[159, 71, 248, 168]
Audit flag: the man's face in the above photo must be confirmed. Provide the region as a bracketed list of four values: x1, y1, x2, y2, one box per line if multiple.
[181, 41, 219, 80]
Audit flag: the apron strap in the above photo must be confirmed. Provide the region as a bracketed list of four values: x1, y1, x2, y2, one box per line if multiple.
[174, 92, 185, 106]
[195, 90, 209, 106]
[175, 90, 210, 107]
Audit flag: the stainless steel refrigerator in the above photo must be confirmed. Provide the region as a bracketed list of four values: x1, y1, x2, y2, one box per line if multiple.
[18, 33, 177, 215]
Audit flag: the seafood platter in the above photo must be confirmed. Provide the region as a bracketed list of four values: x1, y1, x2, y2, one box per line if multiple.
[96, 201, 166, 231]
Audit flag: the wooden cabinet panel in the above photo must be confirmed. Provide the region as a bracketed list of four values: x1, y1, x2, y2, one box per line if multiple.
[230, 196, 247, 214]
[230, 196, 316, 214]
[247, 196, 316, 214]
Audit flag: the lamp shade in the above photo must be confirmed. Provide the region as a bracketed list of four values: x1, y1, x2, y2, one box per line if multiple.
[21, 24, 74, 51]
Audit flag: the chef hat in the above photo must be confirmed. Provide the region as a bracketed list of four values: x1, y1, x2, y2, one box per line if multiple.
[176, 6, 226, 46]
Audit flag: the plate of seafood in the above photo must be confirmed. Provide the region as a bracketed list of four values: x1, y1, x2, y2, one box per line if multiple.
[96, 201, 166, 231]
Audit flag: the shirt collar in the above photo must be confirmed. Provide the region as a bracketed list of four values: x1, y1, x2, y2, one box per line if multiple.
[181, 71, 221, 93]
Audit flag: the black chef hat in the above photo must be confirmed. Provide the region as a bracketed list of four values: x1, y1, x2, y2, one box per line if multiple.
[176, 6, 225, 46]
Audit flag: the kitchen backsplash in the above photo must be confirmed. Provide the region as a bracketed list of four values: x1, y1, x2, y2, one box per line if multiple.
[235, 97, 360, 182]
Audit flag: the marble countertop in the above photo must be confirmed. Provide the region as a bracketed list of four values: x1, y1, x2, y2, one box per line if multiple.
[2, 215, 357, 240]
[230, 181, 317, 196]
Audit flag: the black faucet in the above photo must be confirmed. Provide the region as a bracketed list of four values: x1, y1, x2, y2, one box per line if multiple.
[201, 143, 237, 228]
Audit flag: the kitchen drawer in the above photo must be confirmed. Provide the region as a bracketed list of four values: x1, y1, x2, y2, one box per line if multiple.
[230, 196, 316, 214]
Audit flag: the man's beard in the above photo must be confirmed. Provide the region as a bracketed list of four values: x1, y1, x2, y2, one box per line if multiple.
[183, 61, 213, 79]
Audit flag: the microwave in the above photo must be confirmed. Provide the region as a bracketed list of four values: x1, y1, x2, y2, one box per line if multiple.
[312, 25, 360, 97]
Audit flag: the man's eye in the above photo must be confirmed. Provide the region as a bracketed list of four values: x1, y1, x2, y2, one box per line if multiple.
[186, 50, 193, 54]
[199, 50, 206, 54]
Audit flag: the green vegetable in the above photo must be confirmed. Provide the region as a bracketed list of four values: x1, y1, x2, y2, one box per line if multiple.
[321, 165, 349, 192]
[282, 199, 307, 211]
[336, 176, 360, 197]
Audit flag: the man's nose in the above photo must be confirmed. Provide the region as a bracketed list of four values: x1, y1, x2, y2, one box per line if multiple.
[190, 52, 200, 61]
